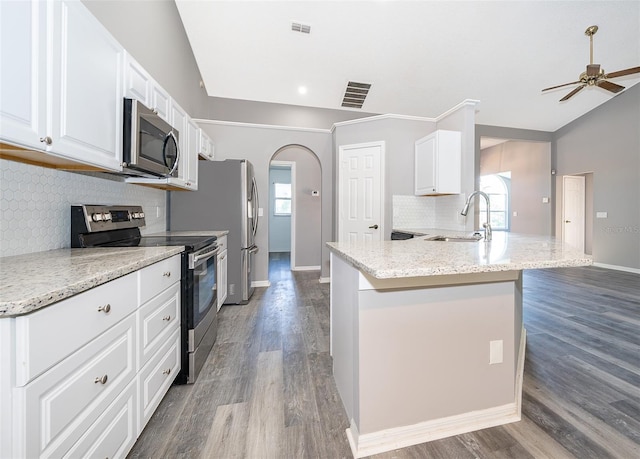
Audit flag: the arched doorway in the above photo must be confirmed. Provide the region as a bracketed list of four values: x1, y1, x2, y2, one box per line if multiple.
[269, 145, 322, 271]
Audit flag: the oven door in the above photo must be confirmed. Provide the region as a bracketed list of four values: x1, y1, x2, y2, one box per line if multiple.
[188, 245, 219, 353]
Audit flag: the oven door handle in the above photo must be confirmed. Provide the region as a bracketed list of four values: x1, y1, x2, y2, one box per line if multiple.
[191, 246, 220, 267]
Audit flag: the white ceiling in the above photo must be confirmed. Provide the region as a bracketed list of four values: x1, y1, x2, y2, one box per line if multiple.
[175, 1, 640, 132]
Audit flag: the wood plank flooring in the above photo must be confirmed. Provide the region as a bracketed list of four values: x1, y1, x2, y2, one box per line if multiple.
[128, 256, 640, 458]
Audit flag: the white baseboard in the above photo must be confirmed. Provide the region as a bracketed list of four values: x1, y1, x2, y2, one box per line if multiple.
[347, 328, 527, 458]
[593, 262, 640, 275]
[291, 265, 321, 271]
[251, 280, 270, 288]
[319, 277, 331, 284]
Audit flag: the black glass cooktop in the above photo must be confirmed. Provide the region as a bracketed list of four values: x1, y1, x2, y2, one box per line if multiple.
[99, 235, 216, 252]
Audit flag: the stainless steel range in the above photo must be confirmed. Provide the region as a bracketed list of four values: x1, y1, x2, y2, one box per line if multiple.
[71, 204, 218, 384]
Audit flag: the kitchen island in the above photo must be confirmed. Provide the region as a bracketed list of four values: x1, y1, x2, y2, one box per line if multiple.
[327, 231, 592, 458]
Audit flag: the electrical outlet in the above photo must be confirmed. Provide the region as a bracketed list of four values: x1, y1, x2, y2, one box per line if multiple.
[596, 212, 608, 219]
[489, 340, 503, 364]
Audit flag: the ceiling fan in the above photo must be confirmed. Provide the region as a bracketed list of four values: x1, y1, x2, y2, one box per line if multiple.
[542, 25, 640, 101]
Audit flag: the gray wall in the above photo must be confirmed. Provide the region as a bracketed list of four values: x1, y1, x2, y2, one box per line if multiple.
[198, 121, 333, 281]
[268, 166, 292, 252]
[83, 0, 208, 118]
[273, 146, 322, 268]
[553, 84, 640, 269]
[481, 141, 552, 235]
[333, 117, 437, 239]
[207, 97, 379, 130]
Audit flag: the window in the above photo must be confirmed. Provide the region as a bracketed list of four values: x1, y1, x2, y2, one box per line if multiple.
[480, 173, 510, 231]
[274, 182, 292, 215]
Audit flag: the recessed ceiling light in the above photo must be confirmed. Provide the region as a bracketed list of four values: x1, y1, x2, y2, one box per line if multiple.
[298, 86, 308, 95]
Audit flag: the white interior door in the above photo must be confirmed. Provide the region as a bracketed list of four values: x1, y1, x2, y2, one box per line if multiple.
[562, 175, 585, 251]
[338, 141, 384, 243]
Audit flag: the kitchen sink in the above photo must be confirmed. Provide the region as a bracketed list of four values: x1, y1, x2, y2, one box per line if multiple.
[425, 235, 483, 242]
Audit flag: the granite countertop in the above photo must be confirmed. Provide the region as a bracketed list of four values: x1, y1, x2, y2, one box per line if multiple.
[328, 229, 593, 279]
[0, 246, 184, 317]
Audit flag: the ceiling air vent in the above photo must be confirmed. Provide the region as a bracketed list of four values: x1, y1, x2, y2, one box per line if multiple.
[291, 22, 311, 34]
[341, 81, 371, 109]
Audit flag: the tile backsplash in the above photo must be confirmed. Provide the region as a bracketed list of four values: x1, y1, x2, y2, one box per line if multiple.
[0, 159, 166, 257]
[393, 194, 467, 231]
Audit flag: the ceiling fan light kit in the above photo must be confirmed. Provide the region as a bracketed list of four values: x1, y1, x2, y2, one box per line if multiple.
[542, 25, 640, 101]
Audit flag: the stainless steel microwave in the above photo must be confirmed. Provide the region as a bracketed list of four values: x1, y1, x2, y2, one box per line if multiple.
[122, 98, 180, 178]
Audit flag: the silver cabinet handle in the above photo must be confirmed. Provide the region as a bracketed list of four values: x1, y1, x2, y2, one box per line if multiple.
[94, 375, 108, 384]
[39, 136, 52, 145]
[97, 304, 111, 314]
[162, 368, 171, 375]
[162, 315, 171, 321]
[163, 271, 171, 277]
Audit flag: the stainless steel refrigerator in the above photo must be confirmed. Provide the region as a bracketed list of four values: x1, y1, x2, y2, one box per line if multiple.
[168, 159, 259, 304]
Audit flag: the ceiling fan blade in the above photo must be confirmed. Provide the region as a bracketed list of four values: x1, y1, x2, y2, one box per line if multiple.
[597, 80, 625, 93]
[542, 80, 582, 92]
[560, 85, 585, 102]
[604, 66, 640, 79]
[586, 64, 601, 76]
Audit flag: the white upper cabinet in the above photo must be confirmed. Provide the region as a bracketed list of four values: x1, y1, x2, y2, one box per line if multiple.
[124, 52, 170, 123]
[414, 130, 462, 195]
[198, 129, 215, 161]
[184, 118, 199, 189]
[0, 0, 47, 151]
[49, 0, 124, 171]
[0, 0, 124, 172]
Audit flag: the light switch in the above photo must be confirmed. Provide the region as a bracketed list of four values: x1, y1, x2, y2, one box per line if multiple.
[489, 340, 503, 365]
[513, 211, 518, 217]
[542, 197, 549, 203]
[258, 208, 264, 217]
[596, 211, 608, 219]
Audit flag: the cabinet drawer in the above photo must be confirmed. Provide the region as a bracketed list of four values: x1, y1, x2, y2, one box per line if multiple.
[138, 327, 180, 431]
[16, 314, 136, 458]
[63, 380, 137, 459]
[139, 255, 181, 305]
[138, 282, 180, 368]
[14, 271, 137, 386]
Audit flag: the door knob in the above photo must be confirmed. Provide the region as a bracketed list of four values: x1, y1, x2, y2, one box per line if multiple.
[565, 220, 571, 223]
[368, 224, 379, 229]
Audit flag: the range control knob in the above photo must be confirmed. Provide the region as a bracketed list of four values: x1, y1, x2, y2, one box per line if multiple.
[139, 212, 145, 219]
[91, 213, 104, 222]
[103, 212, 112, 221]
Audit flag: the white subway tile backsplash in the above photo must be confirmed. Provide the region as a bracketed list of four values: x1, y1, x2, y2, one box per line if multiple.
[0, 159, 166, 257]
[393, 194, 467, 231]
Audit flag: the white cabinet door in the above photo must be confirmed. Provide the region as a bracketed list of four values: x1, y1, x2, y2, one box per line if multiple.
[151, 84, 171, 122]
[414, 130, 461, 195]
[48, 0, 124, 171]
[185, 118, 199, 189]
[218, 249, 228, 308]
[198, 129, 215, 161]
[124, 52, 151, 107]
[0, 0, 47, 150]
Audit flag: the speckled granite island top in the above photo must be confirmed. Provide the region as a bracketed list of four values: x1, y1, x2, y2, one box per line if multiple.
[0, 246, 184, 317]
[327, 230, 592, 279]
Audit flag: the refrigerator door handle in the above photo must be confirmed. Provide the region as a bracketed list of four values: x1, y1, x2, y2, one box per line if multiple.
[251, 176, 259, 237]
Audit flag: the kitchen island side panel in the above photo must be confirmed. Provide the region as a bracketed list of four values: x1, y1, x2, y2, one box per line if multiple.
[330, 253, 361, 426]
[356, 280, 518, 434]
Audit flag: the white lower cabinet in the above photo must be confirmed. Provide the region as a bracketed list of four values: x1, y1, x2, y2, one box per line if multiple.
[4, 254, 182, 458]
[217, 235, 228, 308]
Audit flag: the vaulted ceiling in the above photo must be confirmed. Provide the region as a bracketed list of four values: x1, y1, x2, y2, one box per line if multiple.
[175, 1, 640, 132]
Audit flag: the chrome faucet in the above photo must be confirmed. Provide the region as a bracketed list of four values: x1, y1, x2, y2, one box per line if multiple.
[461, 191, 492, 241]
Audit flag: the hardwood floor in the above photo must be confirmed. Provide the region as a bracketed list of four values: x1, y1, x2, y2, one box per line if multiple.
[128, 258, 640, 458]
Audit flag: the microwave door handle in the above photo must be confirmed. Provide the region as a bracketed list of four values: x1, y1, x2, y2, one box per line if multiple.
[164, 131, 180, 176]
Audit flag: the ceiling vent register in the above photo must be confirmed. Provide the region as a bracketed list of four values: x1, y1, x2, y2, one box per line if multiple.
[341, 81, 371, 109]
[291, 22, 311, 34]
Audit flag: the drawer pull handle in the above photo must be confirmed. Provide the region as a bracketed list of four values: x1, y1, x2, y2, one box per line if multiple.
[94, 375, 108, 385]
[162, 315, 171, 321]
[163, 271, 171, 277]
[162, 368, 171, 375]
[97, 304, 111, 314]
